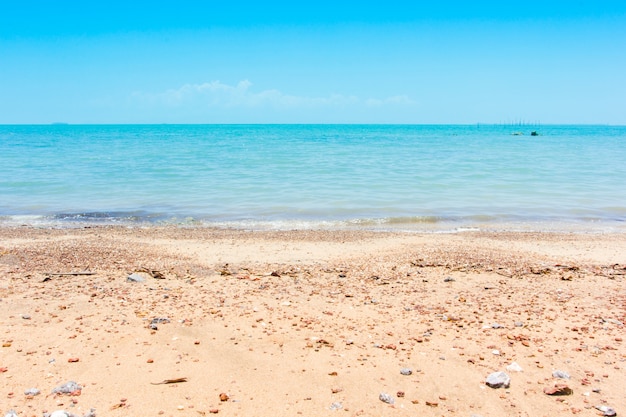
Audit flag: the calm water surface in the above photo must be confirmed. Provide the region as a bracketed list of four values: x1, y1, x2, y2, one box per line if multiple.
[1, 124, 625, 231]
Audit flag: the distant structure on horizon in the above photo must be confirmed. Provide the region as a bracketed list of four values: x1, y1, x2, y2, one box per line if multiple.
[498, 119, 542, 127]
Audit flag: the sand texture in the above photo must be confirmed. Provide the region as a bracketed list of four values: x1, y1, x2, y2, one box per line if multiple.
[1, 227, 625, 416]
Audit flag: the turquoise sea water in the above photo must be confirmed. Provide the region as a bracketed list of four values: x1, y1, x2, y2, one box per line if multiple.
[1, 124, 625, 231]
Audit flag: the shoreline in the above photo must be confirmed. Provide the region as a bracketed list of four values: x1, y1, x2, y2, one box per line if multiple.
[1, 226, 625, 416]
[1, 215, 625, 234]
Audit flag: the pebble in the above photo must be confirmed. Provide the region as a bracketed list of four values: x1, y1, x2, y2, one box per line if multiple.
[485, 372, 511, 388]
[52, 381, 82, 395]
[126, 273, 146, 283]
[329, 402, 343, 410]
[491, 323, 504, 329]
[400, 367, 412, 375]
[506, 362, 523, 372]
[444, 277, 455, 282]
[595, 405, 617, 417]
[552, 370, 570, 379]
[601, 318, 623, 326]
[21, 314, 31, 320]
[543, 384, 572, 396]
[24, 387, 41, 396]
[379, 392, 395, 404]
[150, 317, 170, 330]
[4, 411, 17, 417]
[514, 321, 524, 327]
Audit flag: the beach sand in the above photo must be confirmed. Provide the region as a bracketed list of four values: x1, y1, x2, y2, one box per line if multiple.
[1, 226, 625, 416]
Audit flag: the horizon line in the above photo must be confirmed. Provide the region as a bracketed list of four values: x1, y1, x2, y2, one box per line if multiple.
[1, 122, 624, 127]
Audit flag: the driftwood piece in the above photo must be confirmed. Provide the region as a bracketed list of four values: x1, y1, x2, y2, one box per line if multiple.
[137, 267, 166, 279]
[42, 272, 95, 282]
[150, 377, 188, 385]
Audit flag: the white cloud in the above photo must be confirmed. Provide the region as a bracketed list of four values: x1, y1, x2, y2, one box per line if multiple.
[365, 95, 414, 107]
[132, 80, 414, 110]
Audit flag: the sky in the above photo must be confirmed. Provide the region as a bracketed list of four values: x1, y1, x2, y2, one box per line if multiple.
[1, 1, 625, 124]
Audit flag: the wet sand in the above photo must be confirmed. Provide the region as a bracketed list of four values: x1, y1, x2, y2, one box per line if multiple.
[1, 226, 625, 416]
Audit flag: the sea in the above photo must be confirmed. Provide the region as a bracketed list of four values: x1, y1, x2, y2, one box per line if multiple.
[1, 124, 625, 232]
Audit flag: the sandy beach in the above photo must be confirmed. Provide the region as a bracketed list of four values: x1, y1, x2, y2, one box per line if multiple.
[1, 226, 625, 416]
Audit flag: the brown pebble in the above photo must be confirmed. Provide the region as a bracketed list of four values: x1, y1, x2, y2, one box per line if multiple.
[543, 384, 572, 396]
[68, 357, 79, 363]
[219, 393, 229, 401]
[147, 359, 154, 363]
[209, 409, 219, 414]
[194, 340, 200, 345]
[397, 391, 405, 397]
[425, 401, 438, 407]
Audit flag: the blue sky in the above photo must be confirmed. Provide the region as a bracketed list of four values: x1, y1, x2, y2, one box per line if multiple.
[1, 1, 625, 124]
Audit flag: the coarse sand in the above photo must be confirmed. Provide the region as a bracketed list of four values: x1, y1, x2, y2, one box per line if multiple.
[1, 226, 625, 416]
